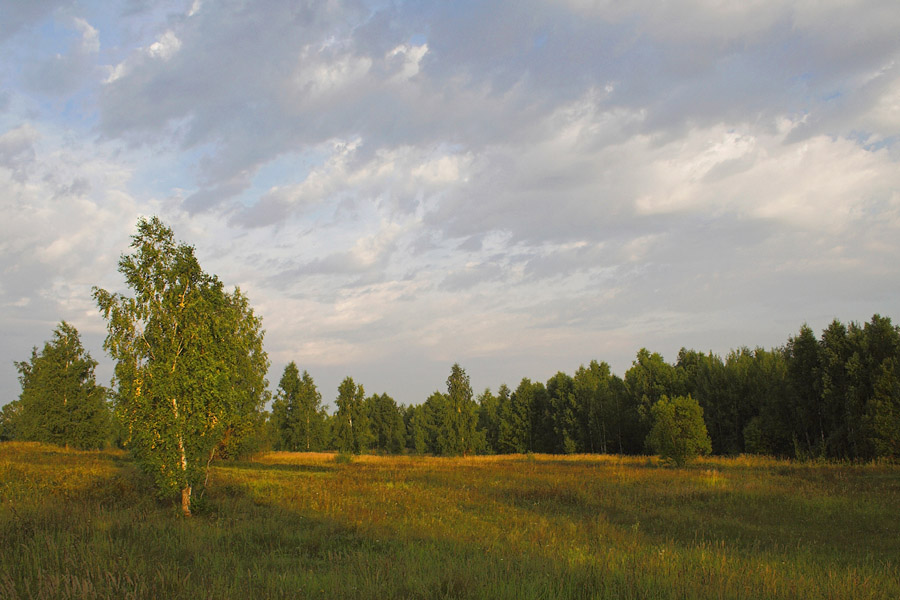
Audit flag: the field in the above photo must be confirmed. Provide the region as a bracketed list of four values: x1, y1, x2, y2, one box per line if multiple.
[1, 443, 898, 599]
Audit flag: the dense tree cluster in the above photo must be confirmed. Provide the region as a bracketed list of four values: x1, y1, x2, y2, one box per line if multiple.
[269, 315, 899, 462]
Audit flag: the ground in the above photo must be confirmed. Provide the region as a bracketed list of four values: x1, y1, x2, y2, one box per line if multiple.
[1, 442, 898, 599]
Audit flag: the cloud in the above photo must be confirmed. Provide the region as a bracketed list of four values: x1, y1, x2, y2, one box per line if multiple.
[1, 0, 899, 406]
[0, 124, 38, 180]
[20, 15, 101, 96]
[0, 0, 68, 44]
[230, 140, 472, 227]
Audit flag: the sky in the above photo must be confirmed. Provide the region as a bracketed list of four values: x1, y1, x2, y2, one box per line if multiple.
[2, 0, 899, 410]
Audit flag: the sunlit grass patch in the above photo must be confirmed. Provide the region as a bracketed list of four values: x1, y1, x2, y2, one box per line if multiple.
[2, 443, 899, 599]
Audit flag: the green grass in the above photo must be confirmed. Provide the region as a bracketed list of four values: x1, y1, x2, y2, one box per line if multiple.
[2, 443, 899, 599]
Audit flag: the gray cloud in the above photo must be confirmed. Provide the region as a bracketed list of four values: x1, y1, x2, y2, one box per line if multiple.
[0, 0, 68, 43]
[0, 125, 37, 180]
[1, 0, 899, 407]
[440, 262, 507, 292]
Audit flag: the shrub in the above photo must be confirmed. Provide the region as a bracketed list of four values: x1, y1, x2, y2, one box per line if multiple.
[646, 395, 712, 467]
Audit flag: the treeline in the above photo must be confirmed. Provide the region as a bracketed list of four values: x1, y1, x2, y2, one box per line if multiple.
[4, 313, 899, 463]
[267, 314, 900, 461]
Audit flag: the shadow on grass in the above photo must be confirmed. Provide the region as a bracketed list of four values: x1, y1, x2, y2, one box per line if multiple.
[7, 478, 623, 597]
[478, 465, 900, 567]
[186, 478, 620, 599]
[214, 460, 336, 475]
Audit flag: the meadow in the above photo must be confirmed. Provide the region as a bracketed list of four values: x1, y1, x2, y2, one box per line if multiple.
[1, 442, 898, 599]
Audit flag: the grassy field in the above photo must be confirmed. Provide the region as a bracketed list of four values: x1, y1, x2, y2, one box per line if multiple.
[1, 442, 898, 599]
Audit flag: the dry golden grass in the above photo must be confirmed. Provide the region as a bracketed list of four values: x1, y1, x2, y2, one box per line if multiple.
[2, 442, 899, 599]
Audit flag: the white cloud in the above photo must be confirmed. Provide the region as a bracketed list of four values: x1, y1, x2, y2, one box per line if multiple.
[387, 43, 428, 81]
[148, 30, 182, 60]
[188, 0, 203, 18]
[72, 17, 100, 54]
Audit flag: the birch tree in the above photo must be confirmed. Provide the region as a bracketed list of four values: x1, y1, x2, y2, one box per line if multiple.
[94, 217, 267, 516]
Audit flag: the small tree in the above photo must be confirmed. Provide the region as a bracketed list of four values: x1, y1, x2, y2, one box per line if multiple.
[646, 394, 712, 467]
[94, 217, 268, 516]
[14, 322, 109, 449]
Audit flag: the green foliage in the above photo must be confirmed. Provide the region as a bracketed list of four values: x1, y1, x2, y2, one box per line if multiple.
[271, 363, 327, 451]
[785, 324, 825, 457]
[497, 378, 533, 453]
[574, 361, 608, 454]
[93, 217, 268, 514]
[624, 350, 685, 453]
[476, 387, 501, 454]
[13, 322, 109, 449]
[547, 371, 578, 453]
[215, 407, 268, 460]
[404, 403, 428, 455]
[443, 363, 478, 456]
[646, 395, 712, 467]
[334, 450, 354, 464]
[211, 287, 270, 460]
[422, 391, 450, 454]
[333, 376, 371, 454]
[366, 392, 406, 454]
[529, 381, 554, 453]
[0, 400, 21, 441]
[864, 358, 900, 459]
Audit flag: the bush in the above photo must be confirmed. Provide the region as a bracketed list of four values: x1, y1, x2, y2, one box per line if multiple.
[646, 395, 712, 467]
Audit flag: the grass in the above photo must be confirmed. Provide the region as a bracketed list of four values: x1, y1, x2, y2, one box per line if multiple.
[1, 442, 899, 599]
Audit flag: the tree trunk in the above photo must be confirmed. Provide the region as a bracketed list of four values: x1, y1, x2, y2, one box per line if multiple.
[182, 485, 192, 517]
[177, 428, 191, 516]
